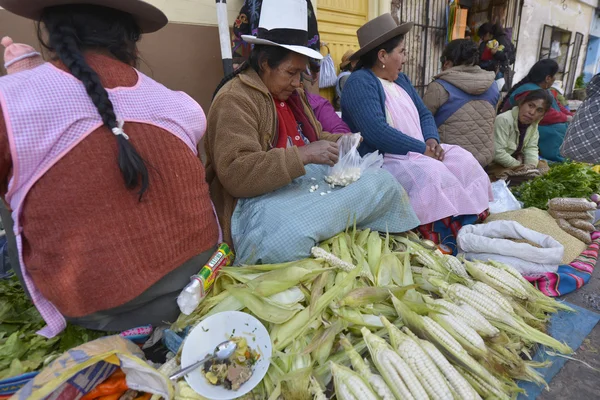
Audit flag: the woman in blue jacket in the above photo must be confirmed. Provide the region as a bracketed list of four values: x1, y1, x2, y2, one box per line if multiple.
[341, 14, 492, 253]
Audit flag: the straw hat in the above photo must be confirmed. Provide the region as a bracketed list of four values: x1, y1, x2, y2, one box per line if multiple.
[340, 50, 355, 70]
[2, 37, 45, 74]
[241, 0, 323, 60]
[0, 0, 168, 33]
[351, 14, 414, 61]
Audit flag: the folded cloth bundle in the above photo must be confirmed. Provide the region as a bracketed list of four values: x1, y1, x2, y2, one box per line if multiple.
[457, 220, 565, 275]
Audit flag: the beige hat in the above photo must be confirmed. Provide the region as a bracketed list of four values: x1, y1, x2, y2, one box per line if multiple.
[0, 0, 168, 33]
[351, 13, 414, 61]
[340, 50, 355, 70]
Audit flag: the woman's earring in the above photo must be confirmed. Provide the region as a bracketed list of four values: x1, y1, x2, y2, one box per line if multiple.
[382, 64, 386, 69]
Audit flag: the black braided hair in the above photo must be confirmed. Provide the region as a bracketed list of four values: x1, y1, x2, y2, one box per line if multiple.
[442, 39, 479, 67]
[212, 45, 293, 99]
[37, 5, 149, 200]
[499, 59, 559, 112]
[353, 34, 405, 71]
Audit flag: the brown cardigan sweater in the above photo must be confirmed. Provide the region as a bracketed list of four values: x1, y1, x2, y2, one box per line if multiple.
[0, 54, 219, 317]
[205, 68, 341, 245]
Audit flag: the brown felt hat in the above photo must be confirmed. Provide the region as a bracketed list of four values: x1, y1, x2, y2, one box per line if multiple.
[351, 13, 414, 61]
[0, 0, 168, 33]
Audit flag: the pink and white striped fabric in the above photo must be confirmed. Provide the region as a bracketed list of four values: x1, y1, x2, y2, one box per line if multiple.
[0, 63, 216, 338]
[378, 78, 492, 225]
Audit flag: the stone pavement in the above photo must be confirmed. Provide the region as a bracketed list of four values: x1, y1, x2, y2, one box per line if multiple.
[539, 259, 600, 399]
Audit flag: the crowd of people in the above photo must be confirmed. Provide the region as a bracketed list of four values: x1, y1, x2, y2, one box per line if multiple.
[0, 0, 598, 337]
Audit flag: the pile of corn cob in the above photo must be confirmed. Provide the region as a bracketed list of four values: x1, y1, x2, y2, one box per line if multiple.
[171, 229, 574, 400]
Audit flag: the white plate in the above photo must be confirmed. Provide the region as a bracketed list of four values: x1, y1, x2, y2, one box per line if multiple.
[181, 311, 272, 400]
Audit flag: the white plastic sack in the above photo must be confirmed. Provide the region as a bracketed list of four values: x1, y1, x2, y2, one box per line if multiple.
[489, 180, 522, 214]
[457, 220, 564, 275]
[319, 53, 337, 88]
[325, 133, 383, 187]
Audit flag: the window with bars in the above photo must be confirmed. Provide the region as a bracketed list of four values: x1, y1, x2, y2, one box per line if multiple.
[538, 25, 584, 95]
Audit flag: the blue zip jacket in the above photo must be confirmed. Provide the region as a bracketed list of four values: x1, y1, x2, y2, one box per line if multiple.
[341, 68, 440, 156]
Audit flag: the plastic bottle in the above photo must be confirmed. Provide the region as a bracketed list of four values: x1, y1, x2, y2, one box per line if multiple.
[177, 243, 234, 315]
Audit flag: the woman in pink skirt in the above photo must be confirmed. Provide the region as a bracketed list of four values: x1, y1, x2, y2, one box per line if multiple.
[341, 14, 493, 252]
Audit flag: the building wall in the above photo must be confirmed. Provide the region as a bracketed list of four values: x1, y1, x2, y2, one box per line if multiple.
[514, 0, 597, 92]
[0, 1, 244, 111]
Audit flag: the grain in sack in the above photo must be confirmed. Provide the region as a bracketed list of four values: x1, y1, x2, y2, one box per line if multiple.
[557, 219, 592, 244]
[548, 198, 597, 212]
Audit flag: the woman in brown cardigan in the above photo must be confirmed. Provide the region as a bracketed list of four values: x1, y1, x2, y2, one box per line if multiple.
[205, 5, 343, 245]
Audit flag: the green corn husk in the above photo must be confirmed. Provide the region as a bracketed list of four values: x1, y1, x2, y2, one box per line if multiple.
[228, 286, 304, 324]
[304, 319, 345, 365]
[367, 231, 383, 276]
[339, 285, 418, 308]
[271, 262, 361, 351]
[333, 307, 384, 329]
[245, 266, 331, 297]
[309, 271, 330, 313]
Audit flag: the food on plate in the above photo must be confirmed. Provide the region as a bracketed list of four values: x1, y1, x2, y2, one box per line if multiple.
[202, 337, 259, 390]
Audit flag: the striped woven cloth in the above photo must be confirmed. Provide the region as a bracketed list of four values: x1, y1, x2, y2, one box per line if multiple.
[525, 231, 600, 296]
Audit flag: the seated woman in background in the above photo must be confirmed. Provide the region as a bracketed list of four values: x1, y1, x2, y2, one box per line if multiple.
[335, 50, 356, 109]
[341, 14, 493, 253]
[477, 22, 515, 79]
[423, 39, 500, 167]
[561, 73, 600, 164]
[489, 90, 554, 182]
[500, 59, 573, 162]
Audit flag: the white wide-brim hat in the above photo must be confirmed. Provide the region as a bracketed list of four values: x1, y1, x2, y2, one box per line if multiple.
[241, 0, 323, 60]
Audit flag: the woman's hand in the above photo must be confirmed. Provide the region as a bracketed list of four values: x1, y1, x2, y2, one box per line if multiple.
[425, 139, 444, 161]
[298, 140, 340, 166]
[567, 115, 574, 123]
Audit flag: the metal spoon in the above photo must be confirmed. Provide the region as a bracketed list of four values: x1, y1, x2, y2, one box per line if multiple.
[169, 340, 238, 381]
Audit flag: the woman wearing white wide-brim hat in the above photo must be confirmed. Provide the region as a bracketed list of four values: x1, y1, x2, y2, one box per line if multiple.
[206, 0, 419, 261]
[341, 14, 494, 254]
[0, 0, 220, 337]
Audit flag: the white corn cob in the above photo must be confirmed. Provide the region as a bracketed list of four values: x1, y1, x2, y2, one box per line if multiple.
[470, 281, 514, 314]
[377, 349, 428, 400]
[445, 283, 519, 329]
[418, 339, 481, 400]
[469, 262, 529, 299]
[456, 302, 500, 337]
[331, 362, 379, 400]
[397, 338, 453, 400]
[368, 374, 396, 400]
[310, 376, 328, 400]
[436, 313, 487, 353]
[434, 299, 499, 337]
[442, 255, 469, 278]
[362, 327, 427, 400]
[411, 266, 425, 274]
[422, 316, 464, 355]
[457, 366, 510, 400]
[311, 246, 373, 280]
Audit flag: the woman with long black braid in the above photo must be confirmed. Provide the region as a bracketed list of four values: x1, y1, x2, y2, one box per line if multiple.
[499, 59, 573, 161]
[0, 0, 220, 337]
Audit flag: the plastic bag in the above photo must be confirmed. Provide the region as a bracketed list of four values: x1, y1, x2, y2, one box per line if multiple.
[325, 134, 383, 187]
[13, 336, 173, 400]
[319, 53, 337, 88]
[489, 180, 522, 214]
